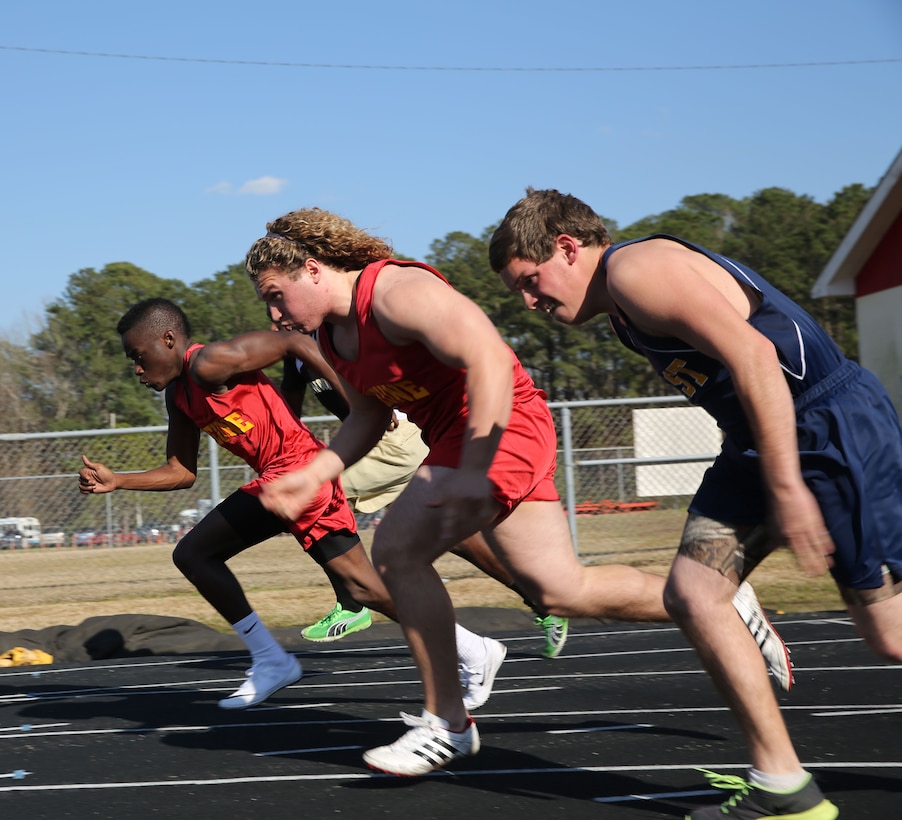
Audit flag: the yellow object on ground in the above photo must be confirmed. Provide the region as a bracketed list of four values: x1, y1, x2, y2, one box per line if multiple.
[0, 647, 54, 667]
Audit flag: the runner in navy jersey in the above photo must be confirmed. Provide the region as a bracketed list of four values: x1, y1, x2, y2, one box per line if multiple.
[489, 188, 902, 819]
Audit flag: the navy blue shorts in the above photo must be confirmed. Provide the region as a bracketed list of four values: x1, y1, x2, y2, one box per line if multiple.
[690, 362, 902, 591]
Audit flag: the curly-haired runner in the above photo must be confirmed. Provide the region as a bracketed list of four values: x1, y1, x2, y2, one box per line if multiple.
[276, 328, 569, 661]
[243, 207, 791, 778]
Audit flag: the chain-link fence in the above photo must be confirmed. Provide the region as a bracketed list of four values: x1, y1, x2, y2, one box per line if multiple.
[0, 397, 718, 555]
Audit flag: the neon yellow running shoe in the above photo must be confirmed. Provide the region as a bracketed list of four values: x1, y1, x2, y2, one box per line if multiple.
[686, 770, 838, 819]
[301, 603, 372, 642]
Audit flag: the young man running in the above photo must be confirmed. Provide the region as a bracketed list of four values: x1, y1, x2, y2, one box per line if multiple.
[278, 330, 569, 660]
[77, 298, 506, 711]
[487, 188, 902, 819]
[242, 208, 791, 777]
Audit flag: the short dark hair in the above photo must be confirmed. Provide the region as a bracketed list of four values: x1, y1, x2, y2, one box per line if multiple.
[489, 188, 612, 272]
[116, 298, 192, 338]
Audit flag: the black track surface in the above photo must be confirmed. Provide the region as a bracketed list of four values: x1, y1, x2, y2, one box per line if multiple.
[1, 608, 898, 818]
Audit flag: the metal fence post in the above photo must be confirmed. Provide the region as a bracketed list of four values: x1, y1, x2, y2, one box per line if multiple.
[208, 436, 221, 505]
[559, 405, 578, 554]
[105, 413, 115, 547]
[104, 493, 113, 548]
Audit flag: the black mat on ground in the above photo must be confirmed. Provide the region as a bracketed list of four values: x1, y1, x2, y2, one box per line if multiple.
[0, 614, 242, 661]
[0, 607, 557, 663]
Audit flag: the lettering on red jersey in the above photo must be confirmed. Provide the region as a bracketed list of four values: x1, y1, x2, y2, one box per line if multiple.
[366, 380, 431, 406]
[202, 411, 255, 446]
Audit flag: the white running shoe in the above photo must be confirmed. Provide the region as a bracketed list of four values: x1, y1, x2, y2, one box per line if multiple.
[732, 581, 794, 691]
[460, 636, 507, 711]
[218, 654, 302, 709]
[363, 710, 480, 776]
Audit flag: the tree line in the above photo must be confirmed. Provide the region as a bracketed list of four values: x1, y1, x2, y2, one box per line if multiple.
[0, 185, 869, 433]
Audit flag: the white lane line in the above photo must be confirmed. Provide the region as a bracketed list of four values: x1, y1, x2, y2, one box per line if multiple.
[792, 638, 862, 647]
[479, 686, 562, 696]
[2, 702, 897, 741]
[813, 707, 902, 716]
[505, 647, 701, 663]
[231, 702, 337, 713]
[0, 616, 860, 680]
[794, 665, 901, 674]
[475, 704, 902, 719]
[0, 655, 247, 678]
[0, 760, 896, 793]
[0, 668, 741, 705]
[0, 716, 397, 741]
[4, 643, 886, 704]
[0, 645, 420, 678]
[594, 788, 720, 803]
[0, 722, 70, 732]
[255, 745, 363, 757]
[524, 616, 856, 642]
[548, 723, 652, 734]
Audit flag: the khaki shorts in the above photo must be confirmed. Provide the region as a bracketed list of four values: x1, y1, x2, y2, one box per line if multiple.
[341, 419, 430, 513]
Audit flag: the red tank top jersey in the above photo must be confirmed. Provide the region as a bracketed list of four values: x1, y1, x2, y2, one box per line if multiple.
[318, 260, 560, 512]
[172, 343, 324, 481]
[318, 260, 544, 449]
[171, 344, 357, 547]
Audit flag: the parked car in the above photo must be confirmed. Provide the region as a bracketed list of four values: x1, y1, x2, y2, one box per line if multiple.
[1, 531, 25, 550]
[136, 525, 164, 543]
[28, 530, 66, 547]
[73, 531, 102, 547]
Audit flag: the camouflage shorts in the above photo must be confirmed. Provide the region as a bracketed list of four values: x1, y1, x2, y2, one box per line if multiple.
[679, 513, 902, 606]
[678, 514, 778, 586]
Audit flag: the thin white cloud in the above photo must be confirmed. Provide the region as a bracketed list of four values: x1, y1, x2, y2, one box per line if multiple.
[205, 181, 233, 194]
[238, 176, 288, 195]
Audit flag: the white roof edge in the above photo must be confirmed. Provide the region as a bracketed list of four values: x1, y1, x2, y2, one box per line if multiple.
[812, 147, 902, 298]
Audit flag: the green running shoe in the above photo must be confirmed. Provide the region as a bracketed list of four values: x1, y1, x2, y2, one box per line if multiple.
[686, 770, 838, 819]
[302, 603, 372, 642]
[534, 614, 568, 659]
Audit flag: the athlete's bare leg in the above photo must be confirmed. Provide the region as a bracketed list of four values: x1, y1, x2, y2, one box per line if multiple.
[485, 499, 668, 622]
[314, 563, 364, 612]
[845, 591, 902, 661]
[372, 467, 669, 733]
[321, 544, 398, 620]
[664, 554, 801, 774]
[370, 468, 498, 733]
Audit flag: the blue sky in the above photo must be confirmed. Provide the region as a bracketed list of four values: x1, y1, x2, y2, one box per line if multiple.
[2, 0, 901, 339]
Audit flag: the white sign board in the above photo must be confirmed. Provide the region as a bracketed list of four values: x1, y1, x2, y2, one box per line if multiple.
[633, 406, 722, 496]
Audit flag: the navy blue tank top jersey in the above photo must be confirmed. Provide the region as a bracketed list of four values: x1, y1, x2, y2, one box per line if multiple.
[602, 235, 848, 436]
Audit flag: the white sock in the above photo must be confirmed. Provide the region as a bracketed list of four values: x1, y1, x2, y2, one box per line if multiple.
[232, 611, 286, 665]
[421, 708, 450, 730]
[455, 623, 487, 667]
[748, 767, 809, 793]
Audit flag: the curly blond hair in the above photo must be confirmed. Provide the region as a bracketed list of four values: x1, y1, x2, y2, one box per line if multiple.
[245, 207, 393, 280]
